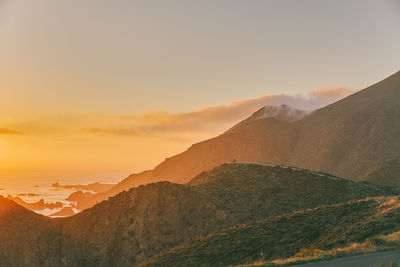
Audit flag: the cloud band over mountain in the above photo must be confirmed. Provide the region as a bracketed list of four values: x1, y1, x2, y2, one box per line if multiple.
[0, 85, 357, 174]
[82, 86, 358, 137]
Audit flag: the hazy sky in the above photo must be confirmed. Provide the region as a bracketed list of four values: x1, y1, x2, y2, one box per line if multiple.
[0, 0, 399, 180]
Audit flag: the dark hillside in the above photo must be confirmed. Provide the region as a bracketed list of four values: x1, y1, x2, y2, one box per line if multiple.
[140, 196, 400, 267]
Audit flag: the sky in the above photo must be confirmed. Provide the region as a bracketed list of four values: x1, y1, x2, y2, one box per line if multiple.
[0, 0, 399, 182]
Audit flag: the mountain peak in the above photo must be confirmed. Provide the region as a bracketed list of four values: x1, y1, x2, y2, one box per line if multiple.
[248, 104, 310, 122]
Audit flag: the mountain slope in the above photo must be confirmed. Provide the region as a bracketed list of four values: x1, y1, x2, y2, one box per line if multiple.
[356, 157, 400, 189]
[122, 71, 400, 188]
[1, 164, 398, 266]
[155, 71, 400, 181]
[290, 71, 400, 178]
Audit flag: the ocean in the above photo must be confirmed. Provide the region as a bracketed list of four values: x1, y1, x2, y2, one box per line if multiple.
[0, 170, 127, 216]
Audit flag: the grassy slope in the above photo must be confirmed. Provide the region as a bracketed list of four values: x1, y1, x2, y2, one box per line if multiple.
[244, 231, 400, 266]
[139, 196, 400, 267]
[188, 163, 399, 225]
[61, 164, 398, 266]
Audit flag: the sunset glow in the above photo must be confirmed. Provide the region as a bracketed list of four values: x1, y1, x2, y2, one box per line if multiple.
[1, 1, 400, 266]
[0, 0, 400, 208]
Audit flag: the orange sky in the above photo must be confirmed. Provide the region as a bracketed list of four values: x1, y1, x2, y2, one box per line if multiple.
[0, 86, 359, 181]
[0, 0, 399, 182]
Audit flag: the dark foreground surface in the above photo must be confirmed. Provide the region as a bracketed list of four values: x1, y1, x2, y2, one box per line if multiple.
[293, 250, 400, 267]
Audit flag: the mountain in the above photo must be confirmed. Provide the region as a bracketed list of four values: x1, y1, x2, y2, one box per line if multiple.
[6, 71, 396, 265]
[0, 164, 398, 266]
[70, 71, 400, 210]
[357, 157, 400, 189]
[70, 108, 305, 210]
[231, 104, 310, 128]
[152, 70, 400, 181]
[140, 196, 400, 267]
[289, 71, 400, 179]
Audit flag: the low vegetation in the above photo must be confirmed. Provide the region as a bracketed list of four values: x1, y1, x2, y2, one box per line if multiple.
[1, 163, 400, 266]
[139, 196, 400, 266]
[243, 231, 400, 266]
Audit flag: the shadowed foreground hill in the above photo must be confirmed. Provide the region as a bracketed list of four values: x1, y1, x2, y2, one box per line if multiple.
[0, 197, 62, 266]
[140, 196, 400, 267]
[186, 164, 398, 225]
[71, 71, 400, 211]
[0, 164, 399, 266]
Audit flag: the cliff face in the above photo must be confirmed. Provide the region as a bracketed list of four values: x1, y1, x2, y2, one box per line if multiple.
[1, 164, 398, 266]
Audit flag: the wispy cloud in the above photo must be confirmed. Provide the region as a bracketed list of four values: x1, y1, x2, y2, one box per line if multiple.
[81, 86, 358, 137]
[0, 86, 358, 175]
[0, 128, 22, 135]
[310, 86, 359, 103]
[82, 126, 141, 136]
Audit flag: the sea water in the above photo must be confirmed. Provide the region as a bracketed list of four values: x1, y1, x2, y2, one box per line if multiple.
[0, 170, 125, 215]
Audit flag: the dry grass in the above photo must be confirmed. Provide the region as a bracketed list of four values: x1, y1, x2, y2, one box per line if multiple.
[240, 230, 400, 266]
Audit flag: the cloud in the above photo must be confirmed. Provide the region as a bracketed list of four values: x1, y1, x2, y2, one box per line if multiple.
[310, 86, 359, 103]
[81, 86, 358, 138]
[0, 128, 22, 135]
[82, 126, 141, 136]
